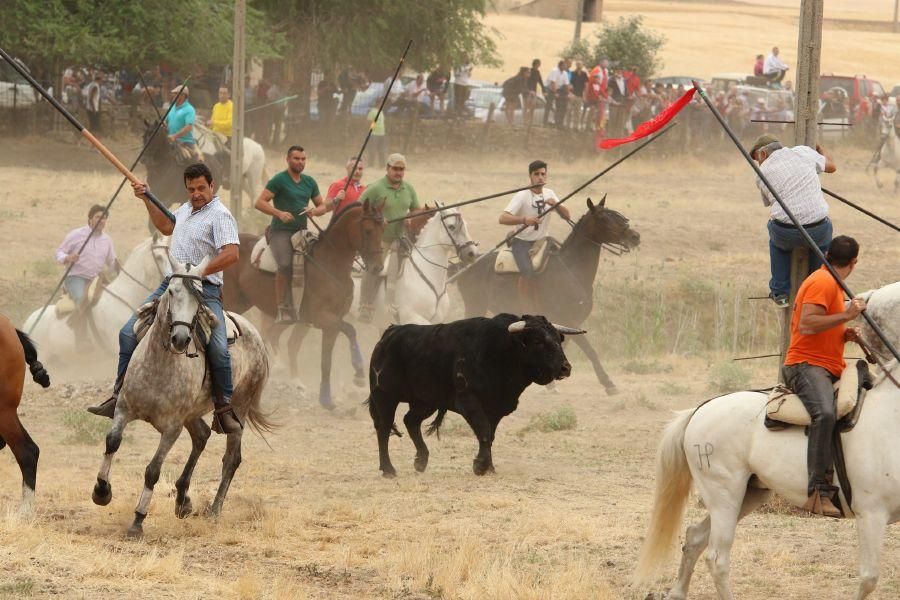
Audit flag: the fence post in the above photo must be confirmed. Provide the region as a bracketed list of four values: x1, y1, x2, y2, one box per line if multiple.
[778, 247, 809, 381]
[481, 102, 495, 147]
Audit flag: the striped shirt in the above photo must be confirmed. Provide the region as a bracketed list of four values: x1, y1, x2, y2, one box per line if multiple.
[168, 196, 239, 285]
[755, 145, 828, 225]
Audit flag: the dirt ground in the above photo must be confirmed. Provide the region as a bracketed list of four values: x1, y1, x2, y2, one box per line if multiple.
[2, 2, 900, 595]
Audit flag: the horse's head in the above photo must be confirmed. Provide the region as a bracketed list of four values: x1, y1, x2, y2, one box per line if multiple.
[580, 196, 641, 252]
[164, 256, 208, 354]
[358, 199, 386, 274]
[433, 205, 478, 265]
[141, 118, 170, 165]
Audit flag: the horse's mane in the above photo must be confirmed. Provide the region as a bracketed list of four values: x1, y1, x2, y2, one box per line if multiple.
[325, 201, 363, 235]
[560, 210, 590, 252]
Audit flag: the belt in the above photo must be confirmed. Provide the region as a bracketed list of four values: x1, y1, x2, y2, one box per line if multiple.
[771, 217, 827, 229]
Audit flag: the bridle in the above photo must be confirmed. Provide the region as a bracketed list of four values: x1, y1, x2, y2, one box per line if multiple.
[566, 208, 635, 255]
[437, 210, 477, 261]
[166, 273, 204, 357]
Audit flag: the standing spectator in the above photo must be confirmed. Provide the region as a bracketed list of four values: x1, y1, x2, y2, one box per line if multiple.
[338, 66, 359, 115]
[402, 74, 429, 115]
[607, 65, 631, 137]
[502, 67, 530, 126]
[85, 72, 103, 133]
[764, 47, 789, 84]
[56, 205, 118, 304]
[567, 61, 588, 130]
[544, 60, 568, 127]
[753, 54, 765, 77]
[525, 59, 545, 126]
[453, 58, 474, 115]
[267, 78, 285, 146]
[317, 73, 339, 126]
[585, 58, 609, 133]
[367, 100, 387, 167]
[426, 66, 449, 114]
[209, 86, 233, 137]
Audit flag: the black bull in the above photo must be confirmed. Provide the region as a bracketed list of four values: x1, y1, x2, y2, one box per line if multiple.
[366, 314, 584, 477]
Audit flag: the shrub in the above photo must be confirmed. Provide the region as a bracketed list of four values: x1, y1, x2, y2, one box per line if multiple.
[518, 406, 577, 435]
[707, 361, 751, 393]
[62, 409, 112, 444]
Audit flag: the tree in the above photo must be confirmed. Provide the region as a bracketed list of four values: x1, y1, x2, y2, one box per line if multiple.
[560, 15, 665, 79]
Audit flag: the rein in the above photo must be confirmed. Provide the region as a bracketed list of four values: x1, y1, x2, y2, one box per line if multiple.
[165, 273, 205, 357]
[857, 337, 900, 390]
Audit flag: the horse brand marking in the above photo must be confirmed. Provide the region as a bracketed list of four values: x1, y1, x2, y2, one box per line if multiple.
[694, 443, 714, 470]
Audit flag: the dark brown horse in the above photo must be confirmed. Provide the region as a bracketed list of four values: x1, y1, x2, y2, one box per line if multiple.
[0, 315, 49, 515]
[454, 197, 640, 394]
[225, 200, 385, 408]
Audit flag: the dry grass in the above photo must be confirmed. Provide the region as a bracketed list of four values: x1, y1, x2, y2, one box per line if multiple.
[2, 4, 900, 595]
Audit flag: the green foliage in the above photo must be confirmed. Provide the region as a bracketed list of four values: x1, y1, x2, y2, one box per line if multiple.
[707, 361, 751, 393]
[62, 409, 113, 444]
[560, 16, 665, 78]
[593, 16, 665, 78]
[518, 406, 577, 435]
[1, 0, 279, 74]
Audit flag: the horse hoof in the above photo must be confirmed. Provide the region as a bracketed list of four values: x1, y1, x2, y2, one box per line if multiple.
[605, 385, 620, 396]
[125, 525, 143, 540]
[473, 460, 494, 476]
[353, 374, 366, 388]
[414, 455, 429, 472]
[175, 498, 193, 519]
[381, 469, 397, 479]
[92, 481, 112, 506]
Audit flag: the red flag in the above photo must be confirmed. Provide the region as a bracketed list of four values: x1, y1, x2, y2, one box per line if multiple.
[598, 87, 695, 150]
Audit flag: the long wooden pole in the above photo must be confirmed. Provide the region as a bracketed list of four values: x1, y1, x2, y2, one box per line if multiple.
[0, 46, 175, 223]
[230, 0, 246, 224]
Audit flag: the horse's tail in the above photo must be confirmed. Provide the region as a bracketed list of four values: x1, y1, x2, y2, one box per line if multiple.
[15, 329, 50, 388]
[633, 409, 693, 585]
[425, 409, 448, 439]
[244, 359, 276, 437]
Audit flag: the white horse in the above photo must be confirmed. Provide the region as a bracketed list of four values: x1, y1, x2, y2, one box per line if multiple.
[354, 206, 478, 325]
[91, 256, 271, 539]
[635, 280, 900, 599]
[194, 123, 266, 203]
[21, 235, 170, 368]
[869, 125, 900, 193]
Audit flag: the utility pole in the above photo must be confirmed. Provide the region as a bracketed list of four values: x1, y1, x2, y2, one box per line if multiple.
[574, 0, 585, 42]
[230, 0, 246, 224]
[894, 0, 899, 33]
[779, 0, 823, 378]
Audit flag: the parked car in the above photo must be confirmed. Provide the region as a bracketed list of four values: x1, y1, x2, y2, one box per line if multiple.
[889, 84, 900, 98]
[819, 74, 885, 121]
[0, 58, 37, 108]
[651, 76, 705, 89]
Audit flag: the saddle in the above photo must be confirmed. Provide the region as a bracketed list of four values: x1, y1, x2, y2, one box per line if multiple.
[494, 237, 558, 275]
[250, 229, 317, 274]
[764, 360, 873, 430]
[133, 298, 242, 350]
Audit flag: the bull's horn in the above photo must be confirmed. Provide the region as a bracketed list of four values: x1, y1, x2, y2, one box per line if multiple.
[552, 323, 586, 335]
[507, 321, 527, 333]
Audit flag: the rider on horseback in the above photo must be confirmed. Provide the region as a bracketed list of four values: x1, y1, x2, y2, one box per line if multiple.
[55, 204, 119, 304]
[358, 153, 420, 323]
[498, 160, 570, 313]
[253, 145, 325, 323]
[166, 86, 202, 163]
[782, 235, 866, 517]
[88, 163, 243, 434]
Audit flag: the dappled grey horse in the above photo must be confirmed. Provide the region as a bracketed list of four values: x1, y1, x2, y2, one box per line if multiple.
[91, 257, 271, 538]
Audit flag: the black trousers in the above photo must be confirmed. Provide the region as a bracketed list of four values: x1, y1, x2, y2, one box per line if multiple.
[782, 362, 838, 495]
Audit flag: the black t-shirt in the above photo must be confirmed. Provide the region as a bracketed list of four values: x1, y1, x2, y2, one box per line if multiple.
[570, 70, 588, 96]
[528, 69, 544, 93]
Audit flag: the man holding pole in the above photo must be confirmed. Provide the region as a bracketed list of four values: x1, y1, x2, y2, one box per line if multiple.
[750, 134, 836, 307]
[88, 163, 243, 434]
[782, 235, 866, 517]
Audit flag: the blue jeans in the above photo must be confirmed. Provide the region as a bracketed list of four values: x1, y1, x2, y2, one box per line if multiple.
[64, 276, 92, 303]
[117, 277, 233, 399]
[767, 218, 832, 297]
[510, 238, 537, 279]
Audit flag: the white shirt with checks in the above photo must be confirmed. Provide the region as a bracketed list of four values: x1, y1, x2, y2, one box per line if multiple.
[755, 145, 828, 225]
[168, 196, 240, 285]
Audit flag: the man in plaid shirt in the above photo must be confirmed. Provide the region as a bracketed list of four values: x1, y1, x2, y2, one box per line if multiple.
[750, 134, 837, 308]
[88, 163, 242, 434]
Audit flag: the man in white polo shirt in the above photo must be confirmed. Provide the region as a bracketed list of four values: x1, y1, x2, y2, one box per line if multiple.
[750, 134, 837, 308]
[499, 160, 570, 313]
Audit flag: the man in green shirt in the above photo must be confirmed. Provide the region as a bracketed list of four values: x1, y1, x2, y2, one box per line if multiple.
[357, 152, 420, 322]
[254, 145, 324, 322]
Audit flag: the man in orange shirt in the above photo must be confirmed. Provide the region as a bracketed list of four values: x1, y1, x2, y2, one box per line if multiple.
[782, 235, 866, 517]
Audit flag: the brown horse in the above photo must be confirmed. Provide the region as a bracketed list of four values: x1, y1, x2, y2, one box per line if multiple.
[226, 200, 385, 408]
[0, 315, 49, 515]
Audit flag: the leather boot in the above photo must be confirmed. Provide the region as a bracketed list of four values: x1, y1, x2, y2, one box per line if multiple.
[211, 395, 243, 435]
[87, 375, 123, 418]
[802, 485, 843, 518]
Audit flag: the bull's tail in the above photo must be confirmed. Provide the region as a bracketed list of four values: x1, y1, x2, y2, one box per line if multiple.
[633, 409, 694, 585]
[425, 409, 448, 439]
[16, 329, 49, 388]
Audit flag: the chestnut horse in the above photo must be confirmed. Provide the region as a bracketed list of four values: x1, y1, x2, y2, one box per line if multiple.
[226, 200, 385, 408]
[0, 315, 49, 515]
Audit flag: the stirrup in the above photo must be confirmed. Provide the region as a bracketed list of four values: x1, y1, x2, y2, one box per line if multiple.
[275, 305, 296, 324]
[211, 405, 243, 434]
[87, 396, 117, 418]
